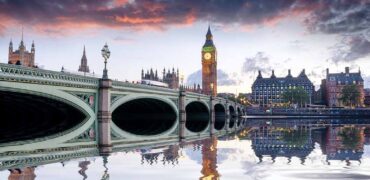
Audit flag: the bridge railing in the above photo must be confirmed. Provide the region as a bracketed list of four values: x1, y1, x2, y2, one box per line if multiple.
[0, 63, 99, 87]
[112, 80, 179, 93]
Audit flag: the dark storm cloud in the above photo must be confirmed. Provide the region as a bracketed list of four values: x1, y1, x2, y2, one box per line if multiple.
[330, 35, 370, 64]
[305, 0, 370, 62]
[305, 0, 370, 34]
[186, 69, 237, 86]
[0, 0, 317, 33]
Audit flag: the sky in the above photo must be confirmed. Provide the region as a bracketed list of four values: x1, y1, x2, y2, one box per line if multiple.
[0, 0, 370, 93]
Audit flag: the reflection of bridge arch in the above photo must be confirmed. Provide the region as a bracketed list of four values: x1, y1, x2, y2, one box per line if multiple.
[0, 82, 95, 147]
[229, 106, 236, 117]
[236, 118, 241, 127]
[111, 95, 178, 137]
[214, 104, 226, 130]
[228, 105, 236, 129]
[185, 101, 210, 133]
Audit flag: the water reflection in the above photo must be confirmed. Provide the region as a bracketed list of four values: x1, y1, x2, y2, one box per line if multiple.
[247, 119, 369, 166]
[8, 167, 36, 180]
[140, 145, 180, 165]
[200, 137, 219, 180]
[101, 156, 109, 180]
[251, 124, 313, 164]
[324, 126, 364, 165]
[78, 161, 90, 180]
[3, 118, 370, 179]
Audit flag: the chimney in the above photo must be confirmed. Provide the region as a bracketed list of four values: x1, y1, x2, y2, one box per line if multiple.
[326, 68, 329, 75]
[257, 70, 262, 79]
[345, 67, 349, 74]
[271, 70, 276, 78]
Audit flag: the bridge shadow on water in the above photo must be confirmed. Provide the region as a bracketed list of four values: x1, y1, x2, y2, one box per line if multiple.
[112, 98, 177, 135]
[0, 91, 86, 144]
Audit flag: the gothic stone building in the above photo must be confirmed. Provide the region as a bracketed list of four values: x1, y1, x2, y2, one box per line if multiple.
[8, 37, 35, 67]
[251, 69, 314, 106]
[141, 68, 179, 89]
[323, 67, 364, 107]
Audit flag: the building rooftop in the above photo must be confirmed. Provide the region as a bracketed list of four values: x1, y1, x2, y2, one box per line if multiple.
[253, 69, 313, 86]
[325, 67, 363, 85]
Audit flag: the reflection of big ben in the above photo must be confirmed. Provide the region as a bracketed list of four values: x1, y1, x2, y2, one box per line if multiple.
[202, 26, 217, 96]
[200, 136, 219, 180]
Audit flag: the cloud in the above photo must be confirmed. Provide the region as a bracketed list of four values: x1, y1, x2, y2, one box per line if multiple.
[304, 0, 370, 63]
[0, 0, 318, 35]
[305, 0, 370, 34]
[241, 52, 272, 75]
[330, 35, 370, 63]
[0, 23, 5, 37]
[113, 36, 135, 44]
[186, 69, 238, 86]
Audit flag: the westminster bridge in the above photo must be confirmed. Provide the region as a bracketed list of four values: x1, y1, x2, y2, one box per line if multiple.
[0, 63, 246, 155]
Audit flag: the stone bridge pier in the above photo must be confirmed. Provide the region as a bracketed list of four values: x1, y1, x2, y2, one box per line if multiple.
[97, 78, 113, 154]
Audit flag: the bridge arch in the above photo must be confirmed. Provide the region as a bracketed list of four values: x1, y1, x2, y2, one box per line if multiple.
[0, 82, 95, 148]
[185, 101, 210, 133]
[111, 95, 178, 137]
[214, 104, 226, 130]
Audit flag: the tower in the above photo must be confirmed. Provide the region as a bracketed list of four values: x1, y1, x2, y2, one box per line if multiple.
[201, 25, 217, 96]
[30, 41, 35, 66]
[78, 46, 90, 73]
[8, 39, 13, 62]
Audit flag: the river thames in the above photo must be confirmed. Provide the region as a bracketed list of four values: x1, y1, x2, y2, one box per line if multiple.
[1, 118, 370, 180]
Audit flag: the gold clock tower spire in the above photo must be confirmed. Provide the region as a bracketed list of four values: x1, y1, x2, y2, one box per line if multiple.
[202, 25, 217, 96]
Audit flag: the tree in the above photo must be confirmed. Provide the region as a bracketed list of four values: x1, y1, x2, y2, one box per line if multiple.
[338, 127, 361, 149]
[281, 128, 309, 147]
[281, 87, 309, 107]
[340, 85, 360, 107]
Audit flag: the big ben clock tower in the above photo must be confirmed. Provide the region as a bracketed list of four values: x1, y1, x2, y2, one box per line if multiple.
[202, 26, 217, 96]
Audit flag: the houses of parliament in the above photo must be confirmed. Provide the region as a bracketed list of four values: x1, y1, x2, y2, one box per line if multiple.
[8, 32, 36, 67]
[7, 26, 219, 95]
[141, 26, 218, 95]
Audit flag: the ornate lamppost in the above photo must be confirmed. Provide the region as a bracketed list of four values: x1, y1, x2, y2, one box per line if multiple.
[101, 43, 110, 79]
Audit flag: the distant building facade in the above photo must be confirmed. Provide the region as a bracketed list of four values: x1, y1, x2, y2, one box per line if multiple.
[364, 88, 370, 106]
[141, 68, 179, 89]
[251, 69, 314, 106]
[8, 35, 35, 67]
[323, 67, 364, 107]
[313, 88, 324, 105]
[78, 46, 90, 73]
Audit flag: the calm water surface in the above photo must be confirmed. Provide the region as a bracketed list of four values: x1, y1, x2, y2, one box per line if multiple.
[2, 119, 370, 180]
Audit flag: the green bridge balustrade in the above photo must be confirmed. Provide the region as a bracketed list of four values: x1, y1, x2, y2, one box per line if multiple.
[0, 63, 246, 154]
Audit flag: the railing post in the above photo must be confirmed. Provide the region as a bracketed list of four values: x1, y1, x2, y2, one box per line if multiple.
[98, 78, 112, 155]
[179, 88, 186, 140]
[210, 96, 215, 135]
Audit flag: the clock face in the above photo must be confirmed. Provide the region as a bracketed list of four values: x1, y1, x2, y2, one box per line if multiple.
[204, 52, 212, 60]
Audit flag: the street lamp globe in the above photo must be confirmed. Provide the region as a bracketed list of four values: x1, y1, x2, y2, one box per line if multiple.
[101, 43, 110, 79]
